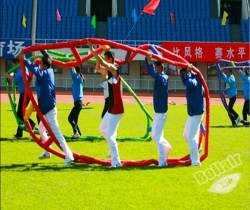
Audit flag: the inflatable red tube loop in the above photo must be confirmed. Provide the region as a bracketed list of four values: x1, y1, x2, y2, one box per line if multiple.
[18, 38, 209, 167]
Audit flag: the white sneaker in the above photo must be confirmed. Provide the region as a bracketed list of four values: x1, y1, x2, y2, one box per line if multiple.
[72, 132, 80, 139]
[111, 163, 122, 167]
[235, 117, 241, 126]
[158, 162, 168, 167]
[38, 152, 51, 159]
[191, 162, 201, 166]
[64, 159, 74, 167]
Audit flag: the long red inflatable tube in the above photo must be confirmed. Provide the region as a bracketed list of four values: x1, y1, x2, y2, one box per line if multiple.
[19, 38, 209, 167]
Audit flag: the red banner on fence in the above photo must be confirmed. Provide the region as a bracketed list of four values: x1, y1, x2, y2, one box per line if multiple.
[162, 42, 249, 63]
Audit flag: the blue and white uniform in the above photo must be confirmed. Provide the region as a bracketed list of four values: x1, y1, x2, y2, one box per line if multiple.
[181, 71, 204, 166]
[24, 51, 73, 166]
[145, 59, 172, 166]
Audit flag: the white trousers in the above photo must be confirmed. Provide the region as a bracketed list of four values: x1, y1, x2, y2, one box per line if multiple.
[152, 113, 172, 165]
[38, 119, 52, 154]
[183, 114, 203, 166]
[100, 112, 123, 166]
[45, 107, 74, 162]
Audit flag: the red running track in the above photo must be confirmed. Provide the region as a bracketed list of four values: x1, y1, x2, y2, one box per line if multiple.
[0, 90, 244, 105]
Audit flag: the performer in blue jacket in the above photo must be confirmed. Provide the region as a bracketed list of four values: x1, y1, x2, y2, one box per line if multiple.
[221, 69, 241, 126]
[180, 64, 204, 166]
[239, 64, 250, 125]
[68, 66, 86, 138]
[145, 52, 172, 167]
[22, 50, 74, 167]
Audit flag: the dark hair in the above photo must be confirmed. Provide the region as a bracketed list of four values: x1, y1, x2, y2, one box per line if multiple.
[154, 61, 164, 70]
[75, 66, 83, 77]
[42, 56, 51, 68]
[12, 57, 19, 64]
[180, 68, 187, 72]
[104, 50, 115, 63]
[75, 66, 86, 82]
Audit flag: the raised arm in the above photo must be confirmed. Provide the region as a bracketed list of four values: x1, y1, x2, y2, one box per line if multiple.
[96, 59, 108, 77]
[88, 40, 118, 77]
[186, 64, 199, 88]
[145, 52, 152, 65]
[239, 66, 249, 81]
[145, 52, 159, 79]
[19, 52, 42, 78]
[180, 64, 193, 86]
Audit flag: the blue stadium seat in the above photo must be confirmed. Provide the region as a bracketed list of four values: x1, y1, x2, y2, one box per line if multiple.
[196, 0, 202, 18]
[215, 19, 221, 41]
[225, 24, 231, 42]
[184, 19, 191, 41]
[205, 0, 211, 19]
[241, 19, 247, 42]
[220, 24, 226, 42]
[191, 0, 197, 19]
[171, 24, 177, 41]
[107, 17, 112, 39]
[112, 17, 117, 40]
[209, 19, 215, 40]
[246, 20, 250, 42]
[195, 19, 201, 41]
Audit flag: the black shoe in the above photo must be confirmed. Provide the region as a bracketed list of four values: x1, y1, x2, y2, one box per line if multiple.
[242, 120, 250, 126]
[14, 134, 22, 138]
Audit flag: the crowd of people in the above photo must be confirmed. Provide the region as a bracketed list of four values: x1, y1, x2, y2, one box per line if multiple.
[5, 42, 249, 167]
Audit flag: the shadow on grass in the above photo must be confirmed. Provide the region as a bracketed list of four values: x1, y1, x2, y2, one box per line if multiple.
[0, 137, 32, 142]
[0, 162, 183, 172]
[210, 125, 247, 128]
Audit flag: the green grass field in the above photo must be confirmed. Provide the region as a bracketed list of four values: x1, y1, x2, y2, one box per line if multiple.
[1, 102, 249, 210]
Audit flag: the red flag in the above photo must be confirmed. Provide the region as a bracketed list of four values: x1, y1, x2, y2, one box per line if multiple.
[56, 9, 61, 21]
[142, 0, 160, 15]
[170, 12, 175, 24]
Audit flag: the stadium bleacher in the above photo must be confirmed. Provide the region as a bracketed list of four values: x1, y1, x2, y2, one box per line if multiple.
[1, 0, 249, 43]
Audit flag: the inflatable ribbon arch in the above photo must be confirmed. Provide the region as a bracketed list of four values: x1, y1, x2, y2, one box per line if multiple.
[17, 38, 209, 166]
[6, 50, 153, 141]
[216, 59, 250, 125]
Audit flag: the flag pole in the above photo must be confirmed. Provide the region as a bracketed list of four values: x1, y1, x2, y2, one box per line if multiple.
[121, 13, 142, 45]
[31, 0, 37, 45]
[121, 0, 156, 45]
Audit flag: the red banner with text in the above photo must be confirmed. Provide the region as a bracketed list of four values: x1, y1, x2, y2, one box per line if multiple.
[162, 42, 249, 63]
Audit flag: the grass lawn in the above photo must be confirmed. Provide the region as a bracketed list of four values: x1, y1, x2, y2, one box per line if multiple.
[1, 102, 249, 210]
